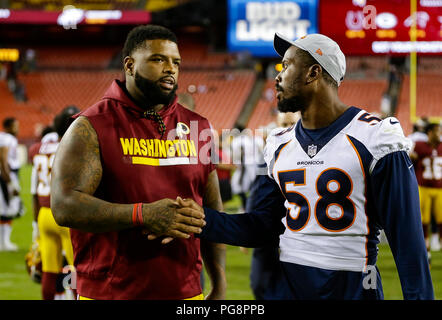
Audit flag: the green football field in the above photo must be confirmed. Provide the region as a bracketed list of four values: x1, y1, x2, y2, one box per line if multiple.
[0, 164, 440, 300]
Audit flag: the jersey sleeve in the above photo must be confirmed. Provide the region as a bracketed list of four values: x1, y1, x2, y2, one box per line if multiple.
[368, 117, 412, 172]
[0, 133, 10, 148]
[370, 151, 434, 299]
[30, 163, 37, 196]
[263, 127, 292, 179]
[28, 143, 40, 164]
[199, 167, 286, 247]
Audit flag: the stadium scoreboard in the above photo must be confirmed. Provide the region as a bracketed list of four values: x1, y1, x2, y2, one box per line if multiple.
[0, 48, 19, 62]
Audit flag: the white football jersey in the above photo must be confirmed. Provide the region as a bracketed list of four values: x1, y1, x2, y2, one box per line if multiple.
[231, 134, 264, 194]
[0, 132, 20, 170]
[30, 133, 59, 197]
[264, 107, 411, 272]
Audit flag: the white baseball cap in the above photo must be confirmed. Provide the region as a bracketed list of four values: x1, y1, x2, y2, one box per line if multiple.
[274, 33, 346, 86]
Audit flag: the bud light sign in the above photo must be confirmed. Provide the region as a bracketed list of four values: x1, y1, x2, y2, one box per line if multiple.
[228, 0, 318, 57]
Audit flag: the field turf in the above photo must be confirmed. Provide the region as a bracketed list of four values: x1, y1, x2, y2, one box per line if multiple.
[0, 164, 440, 300]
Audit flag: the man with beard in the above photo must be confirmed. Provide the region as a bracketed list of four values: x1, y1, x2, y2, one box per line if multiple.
[174, 33, 434, 299]
[50, 25, 226, 300]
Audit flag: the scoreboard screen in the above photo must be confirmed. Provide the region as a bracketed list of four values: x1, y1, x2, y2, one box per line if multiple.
[227, 0, 319, 57]
[319, 0, 442, 55]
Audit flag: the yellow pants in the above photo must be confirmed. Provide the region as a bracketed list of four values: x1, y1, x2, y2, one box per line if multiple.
[419, 186, 442, 225]
[79, 293, 204, 300]
[38, 206, 74, 273]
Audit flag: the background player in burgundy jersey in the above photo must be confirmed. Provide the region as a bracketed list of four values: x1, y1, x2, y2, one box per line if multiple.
[411, 123, 442, 258]
[50, 25, 226, 300]
[30, 106, 79, 300]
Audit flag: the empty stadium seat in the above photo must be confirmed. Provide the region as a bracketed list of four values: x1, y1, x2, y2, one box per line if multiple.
[246, 79, 277, 131]
[178, 70, 256, 131]
[35, 46, 119, 69]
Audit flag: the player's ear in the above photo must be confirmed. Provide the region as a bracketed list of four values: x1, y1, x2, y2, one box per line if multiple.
[306, 64, 321, 84]
[123, 56, 135, 77]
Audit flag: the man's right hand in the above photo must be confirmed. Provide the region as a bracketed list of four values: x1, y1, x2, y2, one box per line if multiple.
[142, 198, 206, 243]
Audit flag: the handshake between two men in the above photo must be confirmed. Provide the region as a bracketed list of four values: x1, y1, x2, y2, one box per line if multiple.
[142, 197, 206, 244]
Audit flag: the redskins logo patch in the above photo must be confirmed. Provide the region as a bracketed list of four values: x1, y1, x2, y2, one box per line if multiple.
[176, 122, 190, 138]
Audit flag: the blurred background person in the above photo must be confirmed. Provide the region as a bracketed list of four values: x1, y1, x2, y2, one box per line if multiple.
[0, 117, 23, 252]
[410, 123, 442, 263]
[409, 117, 430, 145]
[29, 106, 79, 300]
[230, 126, 263, 212]
[216, 134, 236, 208]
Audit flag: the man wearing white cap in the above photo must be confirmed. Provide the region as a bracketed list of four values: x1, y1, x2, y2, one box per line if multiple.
[174, 33, 434, 300]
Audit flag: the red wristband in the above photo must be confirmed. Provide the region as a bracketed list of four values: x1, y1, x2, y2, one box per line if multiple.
[132, 203, 143, 227]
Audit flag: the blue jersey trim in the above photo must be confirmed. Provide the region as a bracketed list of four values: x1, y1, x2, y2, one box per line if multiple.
[295, 106, 361, 158]
[346, 134, 380, 266]
[269, 140, 291, 179]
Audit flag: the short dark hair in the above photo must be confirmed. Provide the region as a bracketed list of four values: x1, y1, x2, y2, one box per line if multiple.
[122, 24, 178, 59]
[2, 117, 16, 129]
[40, 125, 55, 139]
[53, 105, 80, 137]
[425, 122, 440, 135]
[296, 49, 338, 89]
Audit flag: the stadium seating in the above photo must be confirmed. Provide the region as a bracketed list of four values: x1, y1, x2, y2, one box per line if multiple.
[345, 56, 389, 77]
[339, 78, 388, 114]
[0, 71, 123, 141]
[178, 70, 256, 131]
[396, 73, 442, 135]
[179, 43, 234, 69]
[246, 79, 277, 131]
[35, 46, 119, 69]
[418, 57, 442, 74]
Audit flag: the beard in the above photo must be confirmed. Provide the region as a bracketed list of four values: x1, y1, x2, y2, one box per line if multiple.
[134, 72, 178, 107]
[277, 92, 309, 113]
[276, 83, 308, 113]
[277, 96, 304, 113]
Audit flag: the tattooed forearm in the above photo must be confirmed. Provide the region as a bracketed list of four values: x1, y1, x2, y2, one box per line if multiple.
[203, 170, 224, 212]
[51, 116, 134, 232]
[201, 240, 226, 287]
